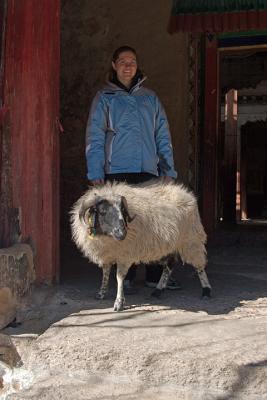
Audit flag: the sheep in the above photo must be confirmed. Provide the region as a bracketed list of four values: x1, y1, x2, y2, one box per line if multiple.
[70, 180, 211, 311]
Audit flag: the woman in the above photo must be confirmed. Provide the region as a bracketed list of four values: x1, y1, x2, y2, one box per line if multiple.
[85, 45, 180, 292]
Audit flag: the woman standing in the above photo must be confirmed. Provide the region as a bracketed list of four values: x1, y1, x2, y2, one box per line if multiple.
[85, 46, 180, 292]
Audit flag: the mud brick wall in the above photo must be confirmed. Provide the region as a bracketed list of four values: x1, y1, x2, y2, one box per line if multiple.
[60, 0, 189, 240]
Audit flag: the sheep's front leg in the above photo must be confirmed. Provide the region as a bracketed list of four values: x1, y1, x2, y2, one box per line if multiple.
[114, 264, 128, 312]
[95, 264, 111, 300]
[197, 269, 212, 298]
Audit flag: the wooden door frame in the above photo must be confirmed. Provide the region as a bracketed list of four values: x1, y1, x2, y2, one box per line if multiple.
[223, 89, 238, 222]
[201, 36, 267, 234]
[201, 34, 219, 235]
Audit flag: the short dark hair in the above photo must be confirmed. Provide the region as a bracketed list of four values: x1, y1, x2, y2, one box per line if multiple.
[112, 46, 137, 62]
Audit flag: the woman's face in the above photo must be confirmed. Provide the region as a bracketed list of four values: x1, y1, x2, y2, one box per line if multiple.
[112, 51, 138, 88]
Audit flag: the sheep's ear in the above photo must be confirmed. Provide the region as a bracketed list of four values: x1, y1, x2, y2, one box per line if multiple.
[82, 206, 98, 237]
[120, 196, 135, 225]
[79, 204, 97, 228]
[79, 195, 102, 225]
[86, 207, 97, 226]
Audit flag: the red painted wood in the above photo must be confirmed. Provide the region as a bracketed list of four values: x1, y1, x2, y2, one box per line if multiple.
[168, 10, 267, 33]
[201, 36, 218, 234]
[247, 11, 259, 30]
[0, 1, 5, 214]
[203, 13, 214, 32]
[0, 106, 8, 125]
[223, 90, 238, 222]
[3, 0, 60, 282]
[259, 10, 267, 28]
[0, 1, 6, 98]
[184, 14, 192, 32]
[213, 13, 223, 32]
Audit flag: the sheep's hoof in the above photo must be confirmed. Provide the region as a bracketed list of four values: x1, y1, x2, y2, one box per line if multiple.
[151, 288, 162, 298]
[202, 287, 211, 298]
[95, 291, 107, 300]
[113, 298, 125, 312]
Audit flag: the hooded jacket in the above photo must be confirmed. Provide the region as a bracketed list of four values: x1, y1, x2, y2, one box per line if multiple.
[85, 77, 177, 180]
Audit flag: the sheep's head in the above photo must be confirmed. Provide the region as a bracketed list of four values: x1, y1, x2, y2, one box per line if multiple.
[79, 196, 135, 241]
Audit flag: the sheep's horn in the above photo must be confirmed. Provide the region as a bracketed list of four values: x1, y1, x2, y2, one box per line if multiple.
[79, 199, 96, 227]
[121, 196, 135, 225]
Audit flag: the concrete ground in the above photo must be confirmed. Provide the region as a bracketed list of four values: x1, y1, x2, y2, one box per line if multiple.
[1, 224, 267, 399]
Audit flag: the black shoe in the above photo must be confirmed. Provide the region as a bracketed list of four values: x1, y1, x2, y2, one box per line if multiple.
[145, 277, 182, 290]
[166, 277, 182, 290]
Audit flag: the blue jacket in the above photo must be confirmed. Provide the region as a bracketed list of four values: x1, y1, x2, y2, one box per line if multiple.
[85, 78, 177, 180]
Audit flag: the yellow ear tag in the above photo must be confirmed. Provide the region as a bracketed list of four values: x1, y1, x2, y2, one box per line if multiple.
[87, 214, 97, 239]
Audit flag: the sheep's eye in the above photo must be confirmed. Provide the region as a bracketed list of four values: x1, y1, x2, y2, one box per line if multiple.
[98, 209, 107, 216]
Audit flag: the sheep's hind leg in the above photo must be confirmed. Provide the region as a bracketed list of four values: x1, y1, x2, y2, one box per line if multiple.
[180, 242, 211, 298]
[197, 269, 211, 298]
[114, 264, 128, 312]
[95, 264, 111, 300]
[151, 256, 174, 298]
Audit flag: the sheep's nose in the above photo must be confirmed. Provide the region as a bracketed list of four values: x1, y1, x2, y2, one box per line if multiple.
[113, 220, 127, 241]
[113, 228, 127, 241]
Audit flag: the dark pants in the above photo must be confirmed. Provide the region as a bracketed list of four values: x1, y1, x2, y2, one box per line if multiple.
[105, 173, 162, 283]
[105, 172, 156, 185]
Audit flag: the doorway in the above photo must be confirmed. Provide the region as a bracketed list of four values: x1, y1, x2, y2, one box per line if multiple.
[218, 49, 267, 225]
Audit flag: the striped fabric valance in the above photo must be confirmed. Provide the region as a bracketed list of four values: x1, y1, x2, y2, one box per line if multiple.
[168, 0, 267, 33]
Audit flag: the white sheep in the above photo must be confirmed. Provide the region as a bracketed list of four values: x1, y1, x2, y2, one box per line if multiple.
[70, 180, 211, 311]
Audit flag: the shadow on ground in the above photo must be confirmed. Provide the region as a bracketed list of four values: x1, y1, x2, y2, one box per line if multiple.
[3, 224, 267, 336]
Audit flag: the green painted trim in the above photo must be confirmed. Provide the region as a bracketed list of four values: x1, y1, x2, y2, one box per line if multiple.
[171, 0, 267, 14]
[218, 29, 267, 38]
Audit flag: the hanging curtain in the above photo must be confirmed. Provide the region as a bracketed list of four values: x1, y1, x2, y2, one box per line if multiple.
[168, 0, 267, 33]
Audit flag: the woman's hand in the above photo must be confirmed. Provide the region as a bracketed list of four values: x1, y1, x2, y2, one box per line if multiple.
[162, 176, 174, 184]
[90, 179, 105, 186]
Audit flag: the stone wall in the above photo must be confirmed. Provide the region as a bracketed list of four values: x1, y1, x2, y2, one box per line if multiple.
[60, 0, 189, 239]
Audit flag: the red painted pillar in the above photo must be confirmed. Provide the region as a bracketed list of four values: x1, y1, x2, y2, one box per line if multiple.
[3, 0, 60, 282]
[201, 35, 219, 235]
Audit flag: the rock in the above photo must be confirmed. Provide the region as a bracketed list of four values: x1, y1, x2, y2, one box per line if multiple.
[0, 244, 35, 298]
[0, 333, 21, 368]
[0, 244, 35, 329]
[0, 287, 16, 330]
[0, 360, 10, 395]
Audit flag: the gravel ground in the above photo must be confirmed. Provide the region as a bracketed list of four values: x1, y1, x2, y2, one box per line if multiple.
[1, 231, 267, 400]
